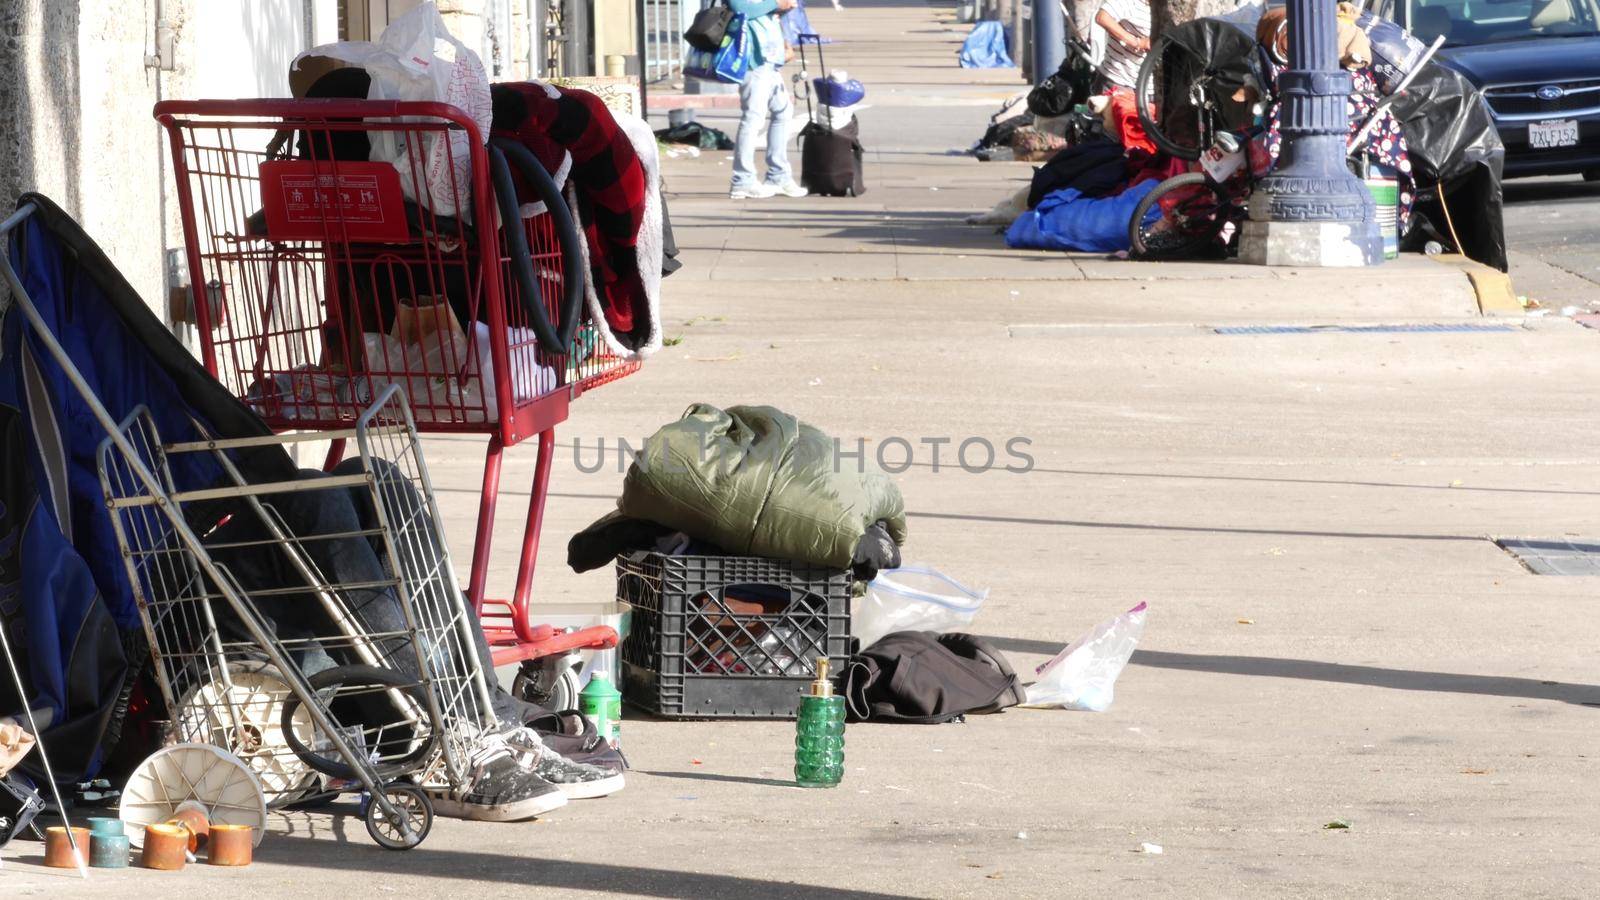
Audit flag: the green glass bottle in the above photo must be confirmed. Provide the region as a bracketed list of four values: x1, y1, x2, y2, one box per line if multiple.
[794, 657, 845, 788]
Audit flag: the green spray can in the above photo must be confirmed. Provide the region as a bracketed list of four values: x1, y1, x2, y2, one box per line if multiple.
[794, 657, 845, 788]
[579, 668, 622, 748]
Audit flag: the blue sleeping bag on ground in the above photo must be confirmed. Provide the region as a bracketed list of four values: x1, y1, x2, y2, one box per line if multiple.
[959, 20, 1014, 69]
[1005, 181, 1161, 253]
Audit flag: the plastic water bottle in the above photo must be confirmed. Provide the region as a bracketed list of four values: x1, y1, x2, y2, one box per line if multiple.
[794, 657, 845, 788]
[579, 669, 622, 749]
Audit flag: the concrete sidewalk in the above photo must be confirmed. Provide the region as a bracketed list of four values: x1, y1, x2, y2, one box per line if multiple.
[652, 0, 1490, 318]
[9, 2, 1600, 898]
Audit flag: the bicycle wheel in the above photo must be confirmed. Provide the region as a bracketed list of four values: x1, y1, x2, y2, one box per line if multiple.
[1129, 173, 1232, 260]
[1134, 23, 1260, 161]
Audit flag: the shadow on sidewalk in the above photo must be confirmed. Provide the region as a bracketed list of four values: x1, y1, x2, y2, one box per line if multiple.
[979, 637, 1600, 707]
[639, 769, 798, 787]
[908, 509, 1484, 543]
[253, 832, 915, 898]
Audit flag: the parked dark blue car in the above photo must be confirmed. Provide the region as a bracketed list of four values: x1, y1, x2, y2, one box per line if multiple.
[1374, 0, 1600, 178]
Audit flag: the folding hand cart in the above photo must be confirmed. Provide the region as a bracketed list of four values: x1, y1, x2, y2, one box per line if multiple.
[3, 200, 508, 848]
[153, 99, 639, 706]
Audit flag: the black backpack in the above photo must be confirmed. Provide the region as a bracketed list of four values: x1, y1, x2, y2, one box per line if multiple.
[843, 631, 1025, 724]
[684, 2, 735, 52]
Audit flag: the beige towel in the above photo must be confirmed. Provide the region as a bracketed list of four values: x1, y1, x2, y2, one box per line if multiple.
[0, 720, 35, 777]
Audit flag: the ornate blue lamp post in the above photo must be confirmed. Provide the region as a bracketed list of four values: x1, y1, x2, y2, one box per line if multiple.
[1239, 1, 1383, 266]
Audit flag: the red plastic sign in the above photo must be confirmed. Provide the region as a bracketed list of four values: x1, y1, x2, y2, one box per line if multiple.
[259, 160, 410, 242]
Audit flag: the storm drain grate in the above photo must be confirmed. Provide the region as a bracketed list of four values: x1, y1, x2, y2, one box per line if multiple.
[1496, 538, 1600, 575]
[1214, 324, 1517, 335]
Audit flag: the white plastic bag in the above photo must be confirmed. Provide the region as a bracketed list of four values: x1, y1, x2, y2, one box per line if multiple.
[815, 102, 868, 130]
[352, 3, 492, 219]
[854, 565, 988, 650]
[1021, 602, 1147, 712]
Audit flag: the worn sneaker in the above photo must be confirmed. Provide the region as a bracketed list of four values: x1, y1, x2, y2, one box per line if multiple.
[429, 733, 568, 821]
[773, 181, 809, 198]
[730, 183, 780, 200]
[507, 727, 626, 800]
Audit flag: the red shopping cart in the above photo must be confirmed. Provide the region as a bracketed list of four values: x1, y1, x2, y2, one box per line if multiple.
[154, 98, 636, 705]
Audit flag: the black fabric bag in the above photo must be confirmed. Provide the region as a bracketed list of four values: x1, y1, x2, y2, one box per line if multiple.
[843, 631, 1025, 723]
[684, 2, 734, 52]
[1026, 138, 1128, 209]
[800, 119, 867, 197]
[0, 775, 44, 849]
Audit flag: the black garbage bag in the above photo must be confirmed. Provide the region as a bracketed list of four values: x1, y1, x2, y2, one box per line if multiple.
[1148, 19, 1263, 156]
[1389, 62, 1507, 271]
[654, 121, 735, 151]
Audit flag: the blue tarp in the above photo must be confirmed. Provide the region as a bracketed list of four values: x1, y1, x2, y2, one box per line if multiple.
[959, 20, 1014, 69]
[1005, 181, 1162, 253]
[1, 195, 291, 782]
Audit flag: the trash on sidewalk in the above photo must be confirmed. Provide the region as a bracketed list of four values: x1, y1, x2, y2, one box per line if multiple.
[656, 121, 735, 150]
[1021, 602, 1149, 712]
[1323, 819, 1352, 830]
[1138, 842, 1164, 855]
[854, 566, 989, 649]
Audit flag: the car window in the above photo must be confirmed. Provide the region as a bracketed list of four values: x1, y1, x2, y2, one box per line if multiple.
[1405, 0, 1600, 45]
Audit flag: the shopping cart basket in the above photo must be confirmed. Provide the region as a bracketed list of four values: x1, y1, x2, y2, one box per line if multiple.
[153, 99, 637, 692]
[4, 199, 496, 848]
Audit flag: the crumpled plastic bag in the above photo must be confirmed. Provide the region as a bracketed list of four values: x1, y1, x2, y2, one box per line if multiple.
[1021, 602, 1147, 711]
[294, 2, 492, 219]
[854, 565, 988, 650]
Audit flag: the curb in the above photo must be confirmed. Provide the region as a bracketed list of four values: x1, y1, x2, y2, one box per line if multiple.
[1426, 253, 1521, 316]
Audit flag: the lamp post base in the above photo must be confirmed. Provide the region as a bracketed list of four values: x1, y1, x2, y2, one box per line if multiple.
[1238, 220, 1384, 268]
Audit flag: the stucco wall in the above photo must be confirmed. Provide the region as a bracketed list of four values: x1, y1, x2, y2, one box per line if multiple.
[0, 0, 337, 315]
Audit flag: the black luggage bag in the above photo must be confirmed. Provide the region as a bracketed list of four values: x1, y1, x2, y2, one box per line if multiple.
[795, 34, 866, 197]
[800, 119, 866, 197]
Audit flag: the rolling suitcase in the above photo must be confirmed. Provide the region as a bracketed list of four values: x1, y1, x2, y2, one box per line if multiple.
[795, 34, 866, 197]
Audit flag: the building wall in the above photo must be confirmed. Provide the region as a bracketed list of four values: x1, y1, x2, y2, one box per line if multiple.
[0, 0, 338, 314]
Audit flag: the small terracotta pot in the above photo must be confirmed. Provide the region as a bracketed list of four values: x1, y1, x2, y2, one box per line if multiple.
[141, 823, 190, 871]
[165, 801, 211, 852]
[44, 826, 89, 869]
[207, 824, 254, 866]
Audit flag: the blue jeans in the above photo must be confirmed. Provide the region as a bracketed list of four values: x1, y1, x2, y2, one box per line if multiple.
[732, 64, 793, 189]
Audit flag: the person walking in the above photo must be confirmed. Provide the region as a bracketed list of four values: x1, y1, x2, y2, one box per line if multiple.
[729, 0, 809, 199]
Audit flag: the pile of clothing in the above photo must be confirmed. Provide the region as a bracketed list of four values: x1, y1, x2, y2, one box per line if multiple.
[982, 3, 1504, 265]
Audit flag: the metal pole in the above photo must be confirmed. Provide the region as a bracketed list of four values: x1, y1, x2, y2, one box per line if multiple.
[1238, 0, 1383, 266]
[637, 0, 649, 116]
[1031, 0, 1063, 81]
[1011, 0, 1025, 78]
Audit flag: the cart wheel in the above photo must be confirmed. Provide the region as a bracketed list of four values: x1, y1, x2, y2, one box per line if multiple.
[280, 664, 438, 780]
[512, 657, 581, 712]
[120, 744, 269, 847]
[365, 784, 433, 851]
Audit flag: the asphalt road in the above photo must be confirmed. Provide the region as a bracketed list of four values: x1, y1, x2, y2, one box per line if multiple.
[1502, 174, 1600, 307]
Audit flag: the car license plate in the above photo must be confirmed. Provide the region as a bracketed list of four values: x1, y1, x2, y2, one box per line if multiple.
[1529, 118, 1579, 150]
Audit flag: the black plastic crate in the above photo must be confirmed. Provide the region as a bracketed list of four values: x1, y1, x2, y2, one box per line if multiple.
[616, 551, 852, 719]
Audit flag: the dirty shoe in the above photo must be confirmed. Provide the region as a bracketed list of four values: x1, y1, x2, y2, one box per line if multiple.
[508, 727, 626, 800]
[429, 733, 568, 821]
